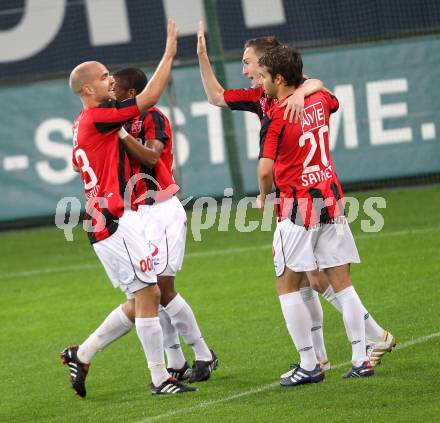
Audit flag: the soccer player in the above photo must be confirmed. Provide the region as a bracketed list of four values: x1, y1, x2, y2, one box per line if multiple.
[197, 23, 333, 368]
[197, 22, 395, 369]
[74, 67, 218, 385]
[257, 44, 389, 383]
[61, 20, 196, 396]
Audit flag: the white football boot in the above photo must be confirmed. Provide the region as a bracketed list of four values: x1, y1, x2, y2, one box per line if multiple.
[366, 330, 397, 367]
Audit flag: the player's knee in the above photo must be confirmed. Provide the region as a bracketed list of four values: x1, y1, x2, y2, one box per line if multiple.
[158, 276, 177, 306]
[160, 289, 177, 307]
[121, 301, 135, 322]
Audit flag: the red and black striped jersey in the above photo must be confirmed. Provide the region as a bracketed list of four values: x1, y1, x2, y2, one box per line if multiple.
[259, 90, 344, 227]
[72, 98, 140, 243]
[124, 106, 178, 206]
[223, 87, 277, 124]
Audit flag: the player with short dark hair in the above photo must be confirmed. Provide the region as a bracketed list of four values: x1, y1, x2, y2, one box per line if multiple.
[73, 67, 218, 386]
[257, 45, 392, 383]
[197, 22, 395, 372]
[61, 21, 196, 396]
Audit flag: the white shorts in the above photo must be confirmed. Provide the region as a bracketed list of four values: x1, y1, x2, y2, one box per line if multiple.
[138, 196, 187, 277]
[93, 210, 157, 299]
[272, 217, 360, 277]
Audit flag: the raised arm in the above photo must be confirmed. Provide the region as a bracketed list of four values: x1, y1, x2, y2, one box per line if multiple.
[136, 19, 179, 111]
[197, 21, 227, 107]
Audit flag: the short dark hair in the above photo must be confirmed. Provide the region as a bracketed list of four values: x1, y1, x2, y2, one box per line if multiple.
[258, 45, 303, 87]
[113, 67, 148, 94]
[244, 36, 281, 55]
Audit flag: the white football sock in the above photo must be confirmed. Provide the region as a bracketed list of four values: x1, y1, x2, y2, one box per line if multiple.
[135, 317, 169, 387]
[159, 305, 186, 369]
[336, 286, 367, 366]
[362, 307, 385, 342]
[322, 285, 343, 314]
[322, 285, 384, 342]
[322, 285, 351, 338]
[77, 305, 133, 364]
[279, 292, 317, 371]
[165, 294, 212, 361]
[300, 287, 328, 363]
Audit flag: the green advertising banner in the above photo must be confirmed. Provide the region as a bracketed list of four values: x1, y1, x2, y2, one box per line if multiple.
[0, 36, 439, 222]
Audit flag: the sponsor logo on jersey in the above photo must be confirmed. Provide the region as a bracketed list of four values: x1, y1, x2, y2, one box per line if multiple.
[301, 102, 326, 133]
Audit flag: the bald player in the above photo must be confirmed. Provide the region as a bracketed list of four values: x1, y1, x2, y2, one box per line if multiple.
[61, 20, 196, 396]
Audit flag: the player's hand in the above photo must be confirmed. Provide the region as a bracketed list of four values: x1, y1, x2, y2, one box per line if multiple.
[256, 194, 265, 215]
[197, 21, 207, 56]
[279, 90, 305, 123]
[164, 19, 179, 58]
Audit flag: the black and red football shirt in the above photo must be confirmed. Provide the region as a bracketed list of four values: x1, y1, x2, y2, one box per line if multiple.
[72, 98, 140, 243]
[259, 90, 343, 227]
[124, 106, 178, 206]
[223, 87, 276, 124]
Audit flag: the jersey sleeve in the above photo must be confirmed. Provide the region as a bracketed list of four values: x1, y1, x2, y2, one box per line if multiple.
[91, 98, 140, 134]
[223, 87, 263, 115]
[259, 112, 284, 161]
[72, 149, 78, 168]
[322, 91, 339, 114]
[143, 110, 170, 144]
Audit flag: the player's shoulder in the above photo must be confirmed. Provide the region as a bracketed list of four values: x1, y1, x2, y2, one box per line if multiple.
[146, 106, 169, 120]
[148, 105, 164, 115]
[307, 89, 336, 102]
[227, 85, 264, 99]
[305, 90, 338, 110]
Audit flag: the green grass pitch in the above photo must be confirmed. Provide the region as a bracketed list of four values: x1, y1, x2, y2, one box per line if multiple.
[1, 185, 439, 422]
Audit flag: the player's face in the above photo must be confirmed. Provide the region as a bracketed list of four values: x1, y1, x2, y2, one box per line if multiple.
[113, 77, 132, 102]
[242, 47, 262, 88]
[260, 67, 277, 100]
[88, 63, 115, 102]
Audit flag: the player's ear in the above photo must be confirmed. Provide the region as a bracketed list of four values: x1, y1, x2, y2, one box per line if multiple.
[82, 84, 93, 96]
[128, 88, 137, 99]
[275, 74, 284, 86]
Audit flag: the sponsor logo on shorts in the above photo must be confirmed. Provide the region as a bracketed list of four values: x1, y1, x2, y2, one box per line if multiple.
[148, 241, 160, 268]
[139, 256, 153, 273]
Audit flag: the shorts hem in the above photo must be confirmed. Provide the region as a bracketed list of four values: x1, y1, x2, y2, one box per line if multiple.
[317, 259, 361, 270]
[285, 264, 318, 273]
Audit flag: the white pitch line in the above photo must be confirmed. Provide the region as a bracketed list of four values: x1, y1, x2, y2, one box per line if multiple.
[0, 225, 439, 280]
[133, 332, 440, 423]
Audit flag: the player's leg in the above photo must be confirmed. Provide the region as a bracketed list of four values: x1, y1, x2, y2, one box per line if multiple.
[273, 219, 324, 387]
[60, 231, 137, 398]
[130, 282, 193, 395]
[311, 260, 395, 366]
[148, 197, 217, 383]
[159, 276, 212, 364]
[75, 300, 135, 365]
[61, 300, 135, 397]
[157, 276, 190, 379]
[277, 268, 324, 387]
[160, 274, 216, 383]
[298, 273, 329, 369]
[139, 203, 190, 375]
[132, 283, 169, 387]
[315, 220, 374, 377]
[315, 270, 383, 339]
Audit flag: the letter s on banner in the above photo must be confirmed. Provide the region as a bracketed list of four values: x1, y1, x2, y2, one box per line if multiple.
[35, 118, 76, 185]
